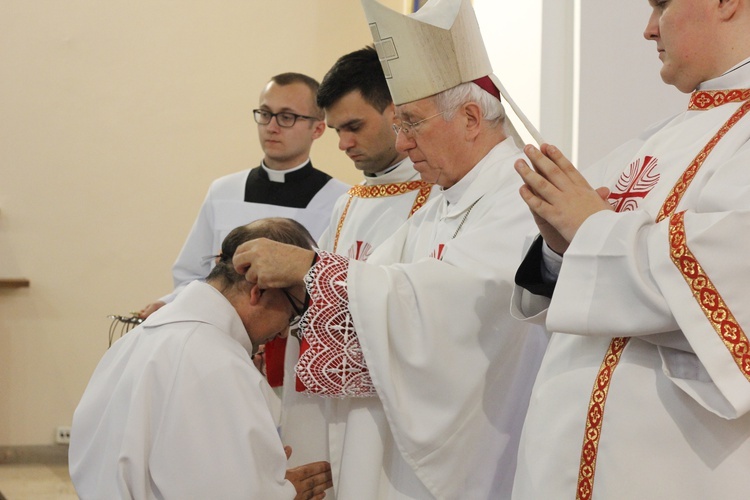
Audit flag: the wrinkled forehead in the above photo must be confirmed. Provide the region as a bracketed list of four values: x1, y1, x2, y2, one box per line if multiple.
[395, 95, 438, 121]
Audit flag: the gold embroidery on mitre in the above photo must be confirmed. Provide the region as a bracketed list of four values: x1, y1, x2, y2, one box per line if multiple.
[577, 96, 750, 499]
[669, 211, 750, 381]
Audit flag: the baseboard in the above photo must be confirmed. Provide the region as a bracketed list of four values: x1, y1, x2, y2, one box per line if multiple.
[0, 445, 68, 465]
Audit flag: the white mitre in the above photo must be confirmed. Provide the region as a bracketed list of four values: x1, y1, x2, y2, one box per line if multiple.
[360, 0, 542, 145]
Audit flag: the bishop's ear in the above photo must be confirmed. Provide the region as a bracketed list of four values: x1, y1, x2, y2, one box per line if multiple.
[463, 102, 482, 138]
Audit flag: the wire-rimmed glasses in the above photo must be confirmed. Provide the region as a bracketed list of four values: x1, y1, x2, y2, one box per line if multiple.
[392, 111, 445, 137]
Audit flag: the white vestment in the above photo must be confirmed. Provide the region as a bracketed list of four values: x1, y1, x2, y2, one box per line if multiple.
[512, 62, 750, 499]
[160, 162, 349, 303]
[297, 140, 549, 499]
[317, 158, 437, 257]
[280, 159, 438, 474]
[69, 281, 297, 499]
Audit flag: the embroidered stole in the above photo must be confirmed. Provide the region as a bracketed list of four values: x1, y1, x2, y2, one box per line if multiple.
[577, 90, 750, 500]
[332, 181, 433, 253]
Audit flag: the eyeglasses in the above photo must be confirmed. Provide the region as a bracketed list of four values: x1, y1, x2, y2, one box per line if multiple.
[281, 288, 307, 327]
[392, 111, 445, 138]
[253, 109, 319, 128]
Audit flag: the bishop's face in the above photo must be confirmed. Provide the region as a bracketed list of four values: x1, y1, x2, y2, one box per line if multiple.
[643, 0, 723, 93]
[394, 97, 468, 188]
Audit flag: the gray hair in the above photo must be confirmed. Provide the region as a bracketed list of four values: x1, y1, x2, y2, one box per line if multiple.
[433, 82, 506, 129]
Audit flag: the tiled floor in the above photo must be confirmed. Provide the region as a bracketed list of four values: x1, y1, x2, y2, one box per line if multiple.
[0, 464, 77, 500]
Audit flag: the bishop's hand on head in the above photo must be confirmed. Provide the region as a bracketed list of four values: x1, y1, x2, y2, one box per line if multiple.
[232, 238, 316, 289]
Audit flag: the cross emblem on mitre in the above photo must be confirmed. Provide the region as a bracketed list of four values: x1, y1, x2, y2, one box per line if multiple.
[369, 23, 399, 79]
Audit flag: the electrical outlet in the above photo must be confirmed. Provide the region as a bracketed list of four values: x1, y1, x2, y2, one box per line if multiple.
[55, 426, 71, 444]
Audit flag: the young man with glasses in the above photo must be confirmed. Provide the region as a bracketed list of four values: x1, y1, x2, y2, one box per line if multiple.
[70, 218, 333, 499]
[230, 0, 549, 498]
[138, 73, 349, 319]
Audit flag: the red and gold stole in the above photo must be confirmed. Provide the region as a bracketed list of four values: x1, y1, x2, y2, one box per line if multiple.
[331, 181, 433, 253]
[577, 89, 750, 500]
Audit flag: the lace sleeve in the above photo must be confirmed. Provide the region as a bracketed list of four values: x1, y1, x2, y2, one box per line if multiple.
[295, 251, 377, 398]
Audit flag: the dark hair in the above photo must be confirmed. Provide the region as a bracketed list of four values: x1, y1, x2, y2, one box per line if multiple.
[269, 72, 324, 119]
[206, 218, 316, 288]
[317, 46, 393, 113]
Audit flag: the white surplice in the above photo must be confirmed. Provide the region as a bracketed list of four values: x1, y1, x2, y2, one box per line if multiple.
[512, 61, 750, 499]
[69, 281, 297, 499]
[297, 139, 549, 499]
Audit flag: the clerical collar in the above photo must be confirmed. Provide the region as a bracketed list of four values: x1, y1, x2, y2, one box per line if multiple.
[365, 158, 406, 178]
[261, 159, 310, 183]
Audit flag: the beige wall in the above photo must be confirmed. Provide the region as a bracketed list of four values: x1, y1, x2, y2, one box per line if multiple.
[0, 0, 688, 447]
[0, 0, 402, 446]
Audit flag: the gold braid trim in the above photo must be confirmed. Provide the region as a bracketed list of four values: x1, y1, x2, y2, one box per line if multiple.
[332, 196, 354, 254]
[576, 96, 750, 499]
[657, 99, 750, 222]
[577, 337, 630, 500]
[689, 89, 750, 110]
[409, 184, 433, 216]
[332, 181, 434, 253]
[669, 211, 750, 381]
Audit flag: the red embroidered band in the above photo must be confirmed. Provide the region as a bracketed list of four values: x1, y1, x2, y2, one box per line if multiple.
[577, 337, 630, 500]
[669, 212, 750, 380]
[576, 94, 750, 499]
[689, 89, 750, 110]
[332, 181, 433, 253]
[659, 99, 750, 221]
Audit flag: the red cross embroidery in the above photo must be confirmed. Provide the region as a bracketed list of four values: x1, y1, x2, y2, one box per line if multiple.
[607, 155, 660, 213]
[347, 240, 373, 261]
[430, 243, 446, 261]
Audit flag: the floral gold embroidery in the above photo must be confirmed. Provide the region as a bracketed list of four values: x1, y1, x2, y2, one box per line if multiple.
[669, 212, 750, 381]
[689, 89, 750, 110]
[657, 100, 750, 222]
[577, 337, 629, 500]
[332, 181, 433, 252]
[576, 93, 750, 499]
